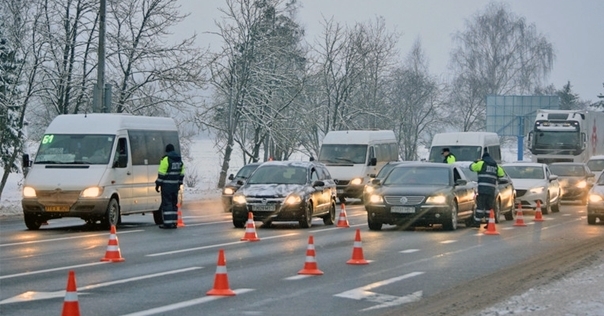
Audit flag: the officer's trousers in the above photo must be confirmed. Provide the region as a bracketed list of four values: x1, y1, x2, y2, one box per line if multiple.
[160, 191, 179, 226]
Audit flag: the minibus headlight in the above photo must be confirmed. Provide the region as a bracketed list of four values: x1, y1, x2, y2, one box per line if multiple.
[350, 177, 364, 185]
[364, 186, 374, 194]
[232, 194, 247, 204]
[23, 186, 37, 198]
[81, 186, 103, 198]
[223, 187, 235, 195]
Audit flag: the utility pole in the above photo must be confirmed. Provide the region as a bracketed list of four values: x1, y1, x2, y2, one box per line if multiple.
[93, 0, 106, 113]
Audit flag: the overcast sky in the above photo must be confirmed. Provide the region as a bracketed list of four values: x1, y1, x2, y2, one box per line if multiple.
[175, 0, 604, 102]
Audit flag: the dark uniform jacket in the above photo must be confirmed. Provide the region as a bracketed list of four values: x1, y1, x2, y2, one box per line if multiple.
[156, 151, 185, 193]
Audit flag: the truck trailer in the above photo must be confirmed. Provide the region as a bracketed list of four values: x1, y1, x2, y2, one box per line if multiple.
[527, 109, 604, 164]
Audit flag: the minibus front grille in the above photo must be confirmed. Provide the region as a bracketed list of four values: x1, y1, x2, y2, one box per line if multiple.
[36, 190, 80, 205]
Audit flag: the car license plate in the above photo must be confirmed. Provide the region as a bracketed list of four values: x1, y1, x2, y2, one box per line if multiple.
[391, 206, 415, 213]
[253, 205, 275, 212]
[46, 205, 70, 212]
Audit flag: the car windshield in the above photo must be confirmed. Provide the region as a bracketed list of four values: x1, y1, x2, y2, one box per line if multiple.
[384, 166, 450, 186]
[503, 166, 544, 179]
[598, 173, 604, 185]
[247, 166, 308, 185]
[549, 165, 585, 177]
[235, 164, 259, 179]
[34, 134, 115, 165]
[318, 144, 367, 164]
[587, 159, 604, 172]
[375, 163, 399, 179]
[461, 168, 478, 181]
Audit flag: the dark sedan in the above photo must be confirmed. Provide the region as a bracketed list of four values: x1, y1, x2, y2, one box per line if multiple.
[222, 162, 262, 212]
[549, 162, 595, 205]
[364, 162, 476, 231]
[231, 161, 337, 228]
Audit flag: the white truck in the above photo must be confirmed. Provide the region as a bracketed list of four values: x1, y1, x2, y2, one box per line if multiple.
[527, 109, 604, 164]
[428, 132, 502, 163]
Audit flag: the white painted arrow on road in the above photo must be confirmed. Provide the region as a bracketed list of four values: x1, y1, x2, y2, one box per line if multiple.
[334, 271, 424, 311]
[0, 267, 202, 304]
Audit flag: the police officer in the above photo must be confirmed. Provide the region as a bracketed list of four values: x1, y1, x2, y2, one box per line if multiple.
[155, 144, 185, 229]
[469, 151, 505, 227]
[442, 148, 456, 164]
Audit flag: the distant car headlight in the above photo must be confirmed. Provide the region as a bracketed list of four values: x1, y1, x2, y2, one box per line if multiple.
[223, 187, 235, 195]
[23, 186, 36, 198]
[232, 194, 247, 204]
[350, 177, 364, 185]
[589, 194, 603, 203]
[529, 186, 544, 194]
[426, 195, 447, 204]
[81, 186, 102, 198]
[369, 194, 383, 203]
[364, 186, 374, 194]
[284, 194, 302, 205]
[576, 180, 587, 189]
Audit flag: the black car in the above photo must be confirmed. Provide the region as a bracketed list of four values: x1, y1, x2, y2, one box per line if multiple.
[457, 162, 516, 223]
[363, 161, 414, 205]
[222, 162, 262, 212]
[231, 161, 337, 228]
[549, 162, 595, 205]
[364, 162, 476, 231]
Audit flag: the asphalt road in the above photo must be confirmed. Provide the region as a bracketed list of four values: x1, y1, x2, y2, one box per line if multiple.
[1, 199, 603, 316]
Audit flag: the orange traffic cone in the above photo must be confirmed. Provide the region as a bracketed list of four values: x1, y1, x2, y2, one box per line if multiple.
[240, 212, 260, 242]
[336, 203, 350, 228]
[206, 249, 236, 296]
[534, 200, 545, 222]
[347, 229, 369, 265]
[513, 203, 527, 227]
[483, 209, 500, 235]
[100, 225, 125, 262]
[298, 235, 324, 275]
[176, 205, 185, 228]
[61, 270, 80, 316]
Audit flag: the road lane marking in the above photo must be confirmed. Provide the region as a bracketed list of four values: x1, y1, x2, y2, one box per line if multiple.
[0, 267, 202, 304]
[146, 233, 300, 257]
[399, 249, 419, 254]
[120, 288, 254, 316]
[0, 230, 143, 247]
[284, 275, 312, 280]
[335, 272, 424, 311]
[440, 240, 457, 244]
[0, 262, 109, 280]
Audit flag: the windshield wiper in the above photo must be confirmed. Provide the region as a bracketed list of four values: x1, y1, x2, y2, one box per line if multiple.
[35, 160, 59, 164]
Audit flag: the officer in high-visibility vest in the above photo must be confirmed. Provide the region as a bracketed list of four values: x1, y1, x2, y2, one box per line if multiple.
[469, 151, 505, 227]
[442, 148, 456, 164]
[155, 144, 185, 229]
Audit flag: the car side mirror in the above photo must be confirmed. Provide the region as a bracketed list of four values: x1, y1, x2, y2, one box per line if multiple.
[312, 180, 325, 187]
[369, 173, 376, 178]
[498, 178, 509, 184]
[455, 179, 467, 186]
[371, 178, 381, 185]
[228, 174, 234, 180]
[236, 180, 244, 185]
[22, 154, 31, 168]
[549, 174, 558, 181]
[368, 157, 377, 166]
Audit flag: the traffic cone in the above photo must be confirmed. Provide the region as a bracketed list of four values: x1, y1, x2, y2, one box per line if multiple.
[534, 200, 545, 222]
[100, 225, 125, 262]
[240, 212, 260, 242]
[61, 270, 80, 316]
[336, 203, 350, 228]
[298, 235, 324, 275]
[176, 204, 185, 228]
[206, 249, 236, 296]
[483, 209, 500, 235]
[513, 203, 527, 227]
[347, 229, 369, 265]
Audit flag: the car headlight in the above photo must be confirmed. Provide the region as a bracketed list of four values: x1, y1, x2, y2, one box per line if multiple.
[589, 194, 603, 203]
[576, 180, 587, 189]
[223, 187, 235, 195]
[350, 177, 364, 185]
[426, 195, 447, 204]
[529, 186, 544, 194]
[232, 194, 247, 204]
[284, 194, 302, 205]
[23, 186, 37, 198]
[369, 194, 383, 203]
[364, 186, 374, 194]
[81, 186, 103, 198]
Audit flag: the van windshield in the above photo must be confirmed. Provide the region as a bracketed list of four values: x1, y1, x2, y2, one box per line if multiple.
[318, 144, 367, 164]
[428, 146, 482, 162]
[34, 134, 115, 165]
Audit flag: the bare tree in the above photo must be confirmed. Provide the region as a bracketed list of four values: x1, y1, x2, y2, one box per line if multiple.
[447, 2, 554, 131]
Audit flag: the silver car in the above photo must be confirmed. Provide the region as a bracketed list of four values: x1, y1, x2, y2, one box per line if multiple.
[587, 173, 604, 225]
[502, 162, 561, 214]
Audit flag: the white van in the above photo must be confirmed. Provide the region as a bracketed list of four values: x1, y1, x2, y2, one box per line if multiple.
[318, 130, 398, 202]
[21, 114, 180, 230]
[428, 132, 501, 163]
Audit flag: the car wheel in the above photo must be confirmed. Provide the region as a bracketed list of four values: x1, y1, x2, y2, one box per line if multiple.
[551, 195, 561, 213]
[299, 203, 313, 228]
[153, 208, 163, 225]
[587, 215, 596, 225]
[442, 201, 458, 231]
[504, 198, 515, 221]
[322, 203, 336, 225]
[367, 214, 382, 231]
[494, 199, 501, 224]
[232, 217, 246, 228]
[541, 194, 550, 215]
[101, 198, 121, 229]
[24, 214, 46, 230]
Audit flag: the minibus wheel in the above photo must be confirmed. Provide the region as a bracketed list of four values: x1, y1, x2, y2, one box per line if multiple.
[101, 198, 121, 229]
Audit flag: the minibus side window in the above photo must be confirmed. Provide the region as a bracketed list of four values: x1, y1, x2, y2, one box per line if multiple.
[114, 138, 128, 168]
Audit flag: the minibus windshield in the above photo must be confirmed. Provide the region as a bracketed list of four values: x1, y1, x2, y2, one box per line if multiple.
[34, 134, 115, 165]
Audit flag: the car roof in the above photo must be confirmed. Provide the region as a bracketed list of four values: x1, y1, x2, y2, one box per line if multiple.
[256, 161, 323, 168]
[502, 162, 546, 167]
[588, 155, 604, 160]
[391, 161, 454, 169]
[549, 162, 585, 166]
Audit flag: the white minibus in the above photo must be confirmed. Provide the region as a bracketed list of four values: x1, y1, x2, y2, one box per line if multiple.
[428, 132, 501, 163]
[21, 114, 180, 230]
[318, 130, 398, 202]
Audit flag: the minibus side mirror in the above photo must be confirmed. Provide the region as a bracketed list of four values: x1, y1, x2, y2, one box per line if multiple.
[368, 157, 377, 166]
[22, 154, 31, 168]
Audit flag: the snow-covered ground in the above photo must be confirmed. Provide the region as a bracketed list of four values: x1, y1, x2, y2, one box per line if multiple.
[2, 138, 603, 315]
